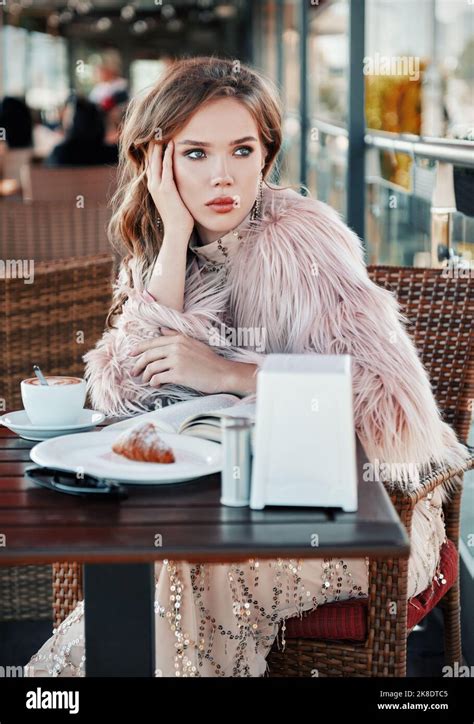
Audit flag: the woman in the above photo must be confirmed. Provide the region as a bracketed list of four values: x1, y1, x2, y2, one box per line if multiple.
[25, 57, 470, 678]
[46, 95, 118, 167]
[0, 96, 33, 184]
[0, 96, 33, 148]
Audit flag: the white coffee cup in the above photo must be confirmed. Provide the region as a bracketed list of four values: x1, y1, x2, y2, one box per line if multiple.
[21, 376, 87, 426]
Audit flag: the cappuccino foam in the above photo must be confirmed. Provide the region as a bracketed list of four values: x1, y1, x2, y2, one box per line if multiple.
[23, 376, 82, 387]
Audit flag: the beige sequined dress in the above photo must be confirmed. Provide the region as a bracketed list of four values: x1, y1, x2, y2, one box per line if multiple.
[24, 492, 446, 678]
[24, 225, 448, 678]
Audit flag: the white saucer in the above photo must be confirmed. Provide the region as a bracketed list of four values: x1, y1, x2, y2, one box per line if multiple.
[30, 430, 222, 484]
[0, 409, 106, 441]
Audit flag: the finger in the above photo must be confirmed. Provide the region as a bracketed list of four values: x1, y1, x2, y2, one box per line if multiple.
[129, 333, 179, 356]
[145, 142, 155, 174]
[161, 140, 174, 187]
[131, 348, 171, 376]
[154, 142, 163, 180]
[146, 142, 162, 184]
[150, 370, 174, 387]
[142, 358, 174, 384]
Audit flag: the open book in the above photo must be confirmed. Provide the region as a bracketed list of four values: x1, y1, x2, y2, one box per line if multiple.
[103, 394, 256, 443]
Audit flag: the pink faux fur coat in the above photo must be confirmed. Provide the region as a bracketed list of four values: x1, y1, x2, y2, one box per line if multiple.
[83, 185, 471, 496]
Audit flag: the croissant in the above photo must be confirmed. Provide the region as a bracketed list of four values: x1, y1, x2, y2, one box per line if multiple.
[112, 421, 175, 463]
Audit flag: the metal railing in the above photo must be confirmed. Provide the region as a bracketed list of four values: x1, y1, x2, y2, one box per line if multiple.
[364, 130, 474, 168]
[312, 120, 474, 168]
[311, 120, 474, 267]
[312, 119, 348, 139]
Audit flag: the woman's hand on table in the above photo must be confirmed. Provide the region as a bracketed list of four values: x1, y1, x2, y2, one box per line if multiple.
[130, 327, 238, 394]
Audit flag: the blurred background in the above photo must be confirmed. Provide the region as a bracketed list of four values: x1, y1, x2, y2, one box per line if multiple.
[1, 0, 473, 267]
[0, 0, 473, 671]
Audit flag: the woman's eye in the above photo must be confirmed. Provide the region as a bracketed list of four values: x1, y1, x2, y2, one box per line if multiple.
[184, 145, 254, 160]
[234, 145, 253, 156]
[185, 148, 206, 160]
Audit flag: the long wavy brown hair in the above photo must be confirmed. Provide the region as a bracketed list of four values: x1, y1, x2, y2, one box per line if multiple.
[105, 55, 286, 330]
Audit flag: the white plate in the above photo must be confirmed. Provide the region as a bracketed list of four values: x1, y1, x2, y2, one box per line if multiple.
[0, 409, 105, 441]
[29, 430, 222, 484]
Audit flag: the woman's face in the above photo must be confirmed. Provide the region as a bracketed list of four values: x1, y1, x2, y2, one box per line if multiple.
[171, 98, 266, 243]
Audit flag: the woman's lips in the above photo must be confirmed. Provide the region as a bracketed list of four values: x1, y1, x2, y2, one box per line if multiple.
[206, 202, 235, 213]
[205, 197, 236, 214]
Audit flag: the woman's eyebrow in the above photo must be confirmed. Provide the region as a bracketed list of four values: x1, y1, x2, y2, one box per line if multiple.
[177, 136, 258, 147]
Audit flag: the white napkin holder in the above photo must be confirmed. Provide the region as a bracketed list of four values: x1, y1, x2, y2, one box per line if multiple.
[250, 354, 358, 511]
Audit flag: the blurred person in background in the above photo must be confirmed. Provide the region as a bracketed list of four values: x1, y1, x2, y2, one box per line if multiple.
[0, 96, 33, 148]
[100, 89, 129, 146]
[0, 96, 33, 184]
[31, 107, 64, 159]
[46, 95, 118, 167]
[89, 49, 128, 107]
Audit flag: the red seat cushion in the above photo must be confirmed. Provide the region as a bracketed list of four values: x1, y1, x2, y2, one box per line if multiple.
[284, 539, 458, 642]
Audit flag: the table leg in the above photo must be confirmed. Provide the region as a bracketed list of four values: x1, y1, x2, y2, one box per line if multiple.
[83, 563, 155, 677]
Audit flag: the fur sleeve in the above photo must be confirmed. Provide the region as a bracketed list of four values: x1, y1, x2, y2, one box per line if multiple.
[82, 257, 267, 417]
[230, 194, 471, 494]
[82, 258, 211, 417]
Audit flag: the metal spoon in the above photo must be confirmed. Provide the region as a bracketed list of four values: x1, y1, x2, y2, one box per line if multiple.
[33, 364, 49, 386]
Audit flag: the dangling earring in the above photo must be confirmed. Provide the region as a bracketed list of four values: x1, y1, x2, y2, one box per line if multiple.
[250, 172, 263, 221]
[156, 213, 162, 231]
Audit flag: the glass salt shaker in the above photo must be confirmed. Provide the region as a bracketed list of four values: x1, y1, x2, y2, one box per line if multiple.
[220, 416, 253, 507]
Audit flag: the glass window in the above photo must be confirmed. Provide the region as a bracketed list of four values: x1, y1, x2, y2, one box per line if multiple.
[279, 0, 301, 187]
[130, 60, 168, 96]
[0, 26, 28, 98]
[282, 0, 300, 116]
[306, 0, 349, 212]
[307, 129, 348, 215]
[364, 0, 474, 267]
[365, 0, 474, 139]
[26, 32, 69, 110]
[308, 0, 349, 125]
[260, 0, 278, 82]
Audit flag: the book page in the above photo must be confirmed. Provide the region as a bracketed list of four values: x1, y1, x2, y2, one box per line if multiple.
[177, 400, 256, 433]
[103, 393, 241, 435]
[178, 401, 256, 443]
[181, 425, 222, 443]
[214, 401, 256, 421]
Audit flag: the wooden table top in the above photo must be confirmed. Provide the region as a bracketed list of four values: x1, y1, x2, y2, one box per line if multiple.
[0, 420, 410, 565]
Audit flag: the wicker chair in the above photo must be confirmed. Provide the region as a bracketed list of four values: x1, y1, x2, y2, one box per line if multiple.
[1, 253, 115, 413]
[0, 200, 118, 267]
[50, 266, 472, 674]
[21, 165, 118, 204]
[0, 253, 115, 622]
[266, 265, 474, 676]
